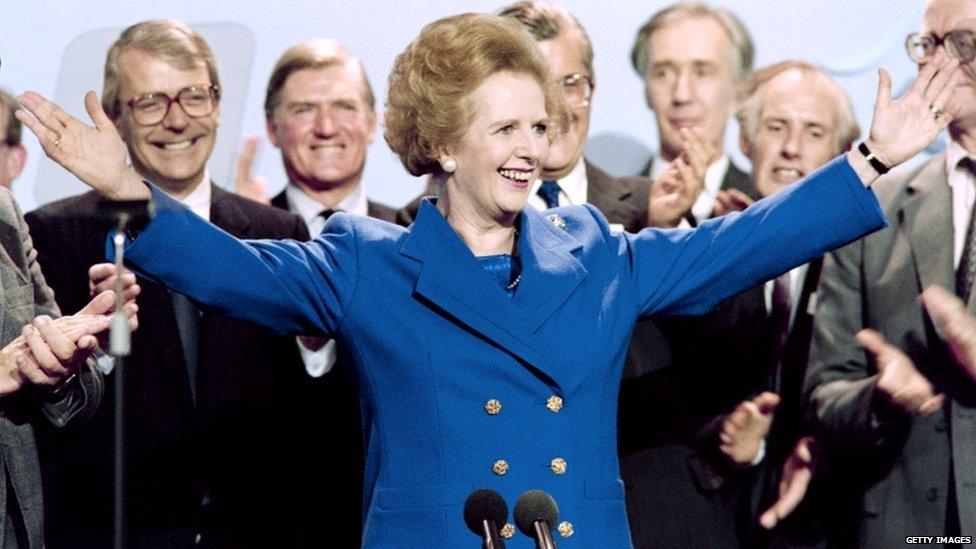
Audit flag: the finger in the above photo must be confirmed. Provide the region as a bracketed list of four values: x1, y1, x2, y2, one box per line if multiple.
[88, 263, 117, 284]
[23, 324, 69, 377]
[918, 393, 946, 416]
[925, 57, 960, 102]
[32, 316, 77, 364]
[674, 157, 699, 194]
[765, 466, 813, 528]
[14, 107, 62, 151]
[727, 189, 754, 209]
[78, 290, 116, 316]
[932, 68, 962, 123]
[907, 53, 942, 98]
[19, 91, 75, 130]
[15, 350, 57, 386]
[855, 328, 889, 359]
[753, 391, 781, 415]
[84, 90, 115, 131]
[236, 136, 261, 182]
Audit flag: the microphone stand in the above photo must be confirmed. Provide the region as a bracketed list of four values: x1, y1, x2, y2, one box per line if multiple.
[111, 216, 133, 549]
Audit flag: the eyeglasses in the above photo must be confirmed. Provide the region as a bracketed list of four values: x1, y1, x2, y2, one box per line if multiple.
[906, 30, 976, 63]
[562, 73, 593, 107]
[125, 84, 220, 126]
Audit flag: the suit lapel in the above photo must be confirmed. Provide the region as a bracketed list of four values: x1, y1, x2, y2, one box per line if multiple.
[902, 155, 954, 296]
[401, 200, 587, 387]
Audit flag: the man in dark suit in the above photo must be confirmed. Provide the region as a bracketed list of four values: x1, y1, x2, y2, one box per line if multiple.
[806, 1, 976, 543]
[26, 20, 310, 548]
[620, 61, 862, 548]
[396, 1, 651, 232]
[629, 2, 757, 222]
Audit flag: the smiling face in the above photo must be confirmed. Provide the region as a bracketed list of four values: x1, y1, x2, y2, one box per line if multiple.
[443, 71, 550, 224]
[742, 69, 842, 198]
[113, 49, 219, 197]
[267, 62, 375, 194]
[922, 0, 976, 132]
[644, 15, 738, 161]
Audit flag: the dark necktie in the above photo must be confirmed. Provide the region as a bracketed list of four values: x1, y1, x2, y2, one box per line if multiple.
[769, 272, 792, 393]
[955, 159, 976, 303]
[320, 208, 338, 221]
[537, 180, 561, 209]
[170, 290, 200, 405]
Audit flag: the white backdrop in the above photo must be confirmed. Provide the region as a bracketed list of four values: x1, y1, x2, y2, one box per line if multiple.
[0, 0, 926, 212]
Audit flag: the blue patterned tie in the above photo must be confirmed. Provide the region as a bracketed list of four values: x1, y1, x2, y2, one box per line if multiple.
[537, 180, 561, 209]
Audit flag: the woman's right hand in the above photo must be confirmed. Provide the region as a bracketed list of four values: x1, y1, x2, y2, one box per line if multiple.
[16, 90, 149, 200]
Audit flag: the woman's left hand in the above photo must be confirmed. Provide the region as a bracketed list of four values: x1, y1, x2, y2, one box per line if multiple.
[867, 50, 960, 166]
[16, 90, 148, 200]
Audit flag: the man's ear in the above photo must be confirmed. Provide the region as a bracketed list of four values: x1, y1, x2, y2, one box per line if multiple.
[738, 129, 752, 161]
[4, 144, 26, 182]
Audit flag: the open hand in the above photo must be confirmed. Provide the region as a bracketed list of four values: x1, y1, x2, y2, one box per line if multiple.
[648, 128, 710, 227]
[719, 391, 780, 465]
[16, 90, 148, 200]
[857, 328, 944, 415]
[759, 436, 818, 530]
[234, 135, 270, 204]
[867, 50, 959, 167]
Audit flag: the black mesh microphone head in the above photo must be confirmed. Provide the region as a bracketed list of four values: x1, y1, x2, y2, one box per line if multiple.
[513, 490, 559, 536]
[463, 488, 509, 535]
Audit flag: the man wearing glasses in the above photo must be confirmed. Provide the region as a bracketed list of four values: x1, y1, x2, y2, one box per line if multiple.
[805, 0, 976, 544]
[25, 19, 309, 547]
[396, 0, 653, 233]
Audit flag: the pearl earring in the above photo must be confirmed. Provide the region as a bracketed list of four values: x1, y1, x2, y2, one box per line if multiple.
[442, 158, 457, 173]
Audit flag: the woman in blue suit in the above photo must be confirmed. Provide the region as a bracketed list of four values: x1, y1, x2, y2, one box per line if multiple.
[18, 13, 958, 548]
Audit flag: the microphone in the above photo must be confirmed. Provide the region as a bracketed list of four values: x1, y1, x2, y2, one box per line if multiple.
[514, 490, 558, 549]
[463, 489, 508, 549]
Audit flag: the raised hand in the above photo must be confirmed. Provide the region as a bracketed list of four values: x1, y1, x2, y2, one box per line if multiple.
[16, 90, 148, 200]
[857, 329, 945, 415]
[921, 285, 976, 383]
[867, 50, 960, 167]
[759, 436, 818, 530]
[648, 128, 709, 227]
[234, 135, 271, 204]
[712, 188, 754, 217]
[719, 391, 780, 465]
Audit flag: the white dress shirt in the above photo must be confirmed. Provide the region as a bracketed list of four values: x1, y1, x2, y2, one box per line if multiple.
[650, 154, 732, 225]
[947, 138, 976, 269]
[285, 183, 369, 377]
[527, 157, 588, 210]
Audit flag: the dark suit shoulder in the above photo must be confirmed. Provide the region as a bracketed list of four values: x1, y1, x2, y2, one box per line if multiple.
[367, 200, 398, 223]
[584, 159, 650, 233]
[395, 193, 426, 227]
[212, 187, 309, 240]
[26, 190, 104, 221]
[721, 161, 757, 199]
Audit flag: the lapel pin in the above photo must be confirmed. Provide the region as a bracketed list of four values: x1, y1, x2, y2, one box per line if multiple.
[547, 213, 566, 230]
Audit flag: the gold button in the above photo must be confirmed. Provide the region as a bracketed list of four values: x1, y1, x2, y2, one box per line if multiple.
[493, 460, 509, 475]
[557, 521, 574, 538]
[485, 399, 502, 415]
[550, 457, 567, 475]
[546, 395, 563, 412]
[500, 523, 516, 539]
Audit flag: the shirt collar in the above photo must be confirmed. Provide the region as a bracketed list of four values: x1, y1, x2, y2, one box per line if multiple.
[527, 157, 588, 207]
[175, 171, 212, 221]
[946, 138, 975, 185]
[286, 182, 368, 229]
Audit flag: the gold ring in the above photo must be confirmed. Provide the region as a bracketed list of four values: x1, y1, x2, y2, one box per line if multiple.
[52, 132, 62, 148]
[930, 104, 944, 120]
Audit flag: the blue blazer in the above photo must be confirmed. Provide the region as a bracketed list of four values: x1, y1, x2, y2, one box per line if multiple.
[116, 157, 884, 548]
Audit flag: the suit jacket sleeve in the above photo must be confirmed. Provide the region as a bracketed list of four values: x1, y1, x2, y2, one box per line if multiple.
[116, 185, 358, 338]
[625, 156, 886, 318]
[803, 237, 905, 453]
[1, 190, 103, 426]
